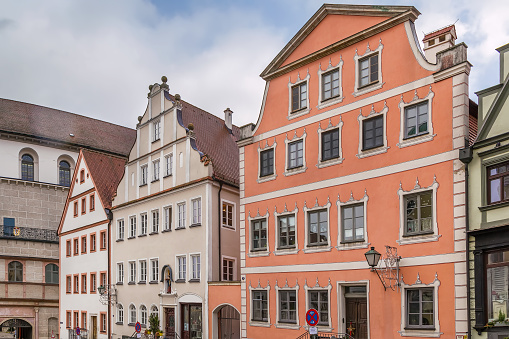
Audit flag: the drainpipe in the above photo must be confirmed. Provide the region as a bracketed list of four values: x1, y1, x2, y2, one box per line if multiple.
[215, 178, 223, 281]
[105, 208, 113, 339]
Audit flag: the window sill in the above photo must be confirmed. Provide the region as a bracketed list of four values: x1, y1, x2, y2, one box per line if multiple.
[152, 138, 160, 143]
[353, 82, 384, 97]
[357, 146, 389, 159]
[189, 223, 202, 228]
[128, 282, 135, 285]
[479, 200, 509, 212]
[336, 242, 370, 251]
[138, 234, 147, 237]
[222, 225, 235, 231]
[397, 234, 441, 245]
[116, 282, 123, 285]
[316, 96, 343, 110]
[249, 321, 271, 328]
[116, 322, 123, 325]
[317, 157, 343, 169]
[188, 278, 200, 283]
[175, 279, 186, 283]
[274, 248, 299, 256]
[275, 323, 300, 330]
[397, 133, 436, 149]
[288, 107, 310, 120]
[138, 281, 146, 284]
[247, 251, 270, 258]
[257, 173, 277, 184]
[303, 245, 333, 254]
[116, 239, 124, 242]
[149, 231, 159, 235]
[284, 166, 307, 177]
[163, 174, 172, 178]
[398, 329, 442, 337]
[149, 280, 158, 284]
[162, 228, 171, 233]
[175, 226, 185, 231]
[127, 236, 136, 240]
[151, 179, 159, 183]
[139, 183, 147, 187]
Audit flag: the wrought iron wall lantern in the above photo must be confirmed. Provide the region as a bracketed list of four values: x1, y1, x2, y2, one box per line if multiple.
[364, 246, 401, 291]
[98, 284, 117, 305]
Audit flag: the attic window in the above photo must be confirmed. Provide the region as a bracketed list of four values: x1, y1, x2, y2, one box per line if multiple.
[80, 170, 85, 183]
[439, 35, 445, 42]
[428, 39, 435, 46]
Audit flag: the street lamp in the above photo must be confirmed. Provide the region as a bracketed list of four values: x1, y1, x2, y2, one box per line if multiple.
[364, 245, 401, 291]
[98, 285, 105, 295]
[364, 247, 381, 268]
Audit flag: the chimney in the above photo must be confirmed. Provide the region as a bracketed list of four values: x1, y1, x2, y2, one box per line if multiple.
[422, 25, 457, 64]
[224, 108, 233, 131]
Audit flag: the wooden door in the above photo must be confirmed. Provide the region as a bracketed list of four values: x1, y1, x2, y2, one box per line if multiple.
[91, 316, 97, 339]
[345, 298, 367, 339]
[164, 308, 175, 338]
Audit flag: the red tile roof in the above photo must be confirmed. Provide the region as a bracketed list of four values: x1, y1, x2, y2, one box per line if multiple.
[0, 98, 136, 157]
[423, 25, 456, 42]
[82, 150, 127, 209]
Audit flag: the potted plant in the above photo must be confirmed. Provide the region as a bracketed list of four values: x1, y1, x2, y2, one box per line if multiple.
[149, 314, 161, 338]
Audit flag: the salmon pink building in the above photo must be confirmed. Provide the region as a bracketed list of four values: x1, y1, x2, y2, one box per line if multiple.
[237, 4, 475, 338]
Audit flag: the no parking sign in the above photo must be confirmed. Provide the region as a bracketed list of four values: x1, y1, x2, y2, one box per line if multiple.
[306, 308, 319, 326]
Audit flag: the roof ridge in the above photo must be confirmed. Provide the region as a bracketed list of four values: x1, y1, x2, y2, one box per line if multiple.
[173, 95, 240, 129]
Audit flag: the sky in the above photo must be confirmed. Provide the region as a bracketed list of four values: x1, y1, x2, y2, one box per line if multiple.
[1, 0, 509, 129]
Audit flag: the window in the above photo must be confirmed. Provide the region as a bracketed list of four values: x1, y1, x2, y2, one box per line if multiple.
[81, 311, 87, 329]
[405, 191, 432, 236]
[177, 256, 186, 281]
[140, 165, 148, 185]
[252, 290, 268, 322]
[321, 129, 339, 161]
[322, 69, 340, 101]
[100, 230, 107, 250]
[129, 216, 137, 238]
[279, 290, 297, 324]
[341, 204, 364, 242]
[21, 154, 34, 181]
[359, 54, 378, 87]
[291, 82, 307, 112]
[362, 115, 383, 150]
[66, 240, 71, 257]
[151, 306, 158, 319]
[404, 101, 429, 138]
[151, 210, 159, 233]
[117, 219, 124, 240]
[163, 206, 172, 231]
[74, 311, 79, 329]
[100, 313, 106, 333]
[90, 194, 95, 211]
[278, 215, 295, 249]
[74, 275, 79, 293]
[81, 198, 86, 215]
[222, 257, 235, 281]
[59, 161, 71, 186]
[192, 199, 201, 225]
[153, 159, 160, 181]
[90, 233, 96, 252]
[66, 311, 71, 328]
[251, 219, 267, 251]
[74, 238, 79, 255]
[260, 149, 274, 177]
[66, 275, 71, 293]
[81, 274, 87, 293]
[487, 161, 509, 204]
[406, 289, 434, 329]
[139, 260, 147, 282]
[81, 236, 87, 253]
[165, 154, 173, 176]
[90, 272, 96, 292]
[117, 263, 124, 284]
[129, 304, 137, 324]
[309, 290, 329, 326]
[140, 213, 148, 235]
[153, 120, 161, 141]
[80, 169, 85, 183]
[45, 264, 58, 284]
[308, 209, 328, 246]
[222, 202, 233, 229]
[117, 304, 124, 324]
[140, 305, 147, 326]
[129, 262, 136, 283]
[150, 259, 159, 282]
[177, 203, 186, 229]
[74, 201, 78, 217]
[287, 140, 303, 169]
[486, 250, 509, 322]
[100, 272, 107, 288]
[191, 254, 200, 281]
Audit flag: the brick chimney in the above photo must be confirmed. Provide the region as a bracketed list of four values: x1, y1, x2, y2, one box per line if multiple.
[422, 25, 457, 64]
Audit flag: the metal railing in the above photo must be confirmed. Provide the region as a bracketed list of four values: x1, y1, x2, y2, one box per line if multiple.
[68, 329, 88, 339]
[296, 331, 354, 339]
[0, 225, 58, 243]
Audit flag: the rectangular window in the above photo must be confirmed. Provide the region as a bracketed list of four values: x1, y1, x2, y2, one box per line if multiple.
[222, 258, 235, 281]
[406, 288, 434, 328]
[163, 206, 172, 231]
[81, 312, 87, 329]
[404, 101, 429, 138]
[260, 149, 274, 177]
[90, 273, 96, 293]
[139, 260, 147, 282]
[222, 202, 233, 229]
[177, 256, 187, 281]
[74, 201, 78, 217]
[73, 238, 79, 255]
[100, 230, 107, 250]
[362, 115, 383, 150]
[100, 313, 107, 333]
[359, 54, 379, 87]
[129, 262, 136, 283]
[342, 204, 364, 242]
[309, 290, 329, 325]
[100, 272, 106, 287]
[66, 240, 71, 257]
[90, 194, 95, 211]
[487, 250, 509, 322]
[80, 170, 85, 183]
[73, 275, 79, 293]
[322, 69, 340, 101]
[81, 274, 87, 293]
[252, 219, 267, 251]
[278, 215, 296, 249]
[117, 219, 124, 240]
[81, 198, 86, 215]
[405, 191, 433, 235]
[488, 162, 509, 204]
[308, 209, 328, 246]
[192, 199, 201, 225]
[117, 263, 124, 284]
[74, 311, 79, 329]
[153, 120, 160, 141]
[165, 154, 173, 176]
[140, 213, 147, 235]
[153, 159, 160, 181]
[191, 254, 200, 281]
[90, 233, 96, 252]
[150, 259, 159, 282]
[252, 290, 268, 322]
[152, 210, 159, 233]
[288, 140, 303, 169]
[140, 165, 148, 185]
[291, 82, 307, 112]
[177, 203, 186, 229]
[321, 129, 339, 161]
[279, 290, 297, 323]
[129, 216, 137, 238]
[66, 311, 71, 328]
[81, 236, 87, 254]
[66, 275, 71, 293]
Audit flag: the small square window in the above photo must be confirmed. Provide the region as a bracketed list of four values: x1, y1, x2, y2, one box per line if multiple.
[260, 149, 274, 177]
[359, 54, 379, 87]
[362, 115, 383, 150]
[321, 129, 339, 161]
[288, 140, 303, 169]
[251, 219, 267, 251]
[404, 102, 429, 139]
[404, 191, 433, 236]
[406, 288, 434, 329]
[291, 82, 307, 112]
[487, 161, 509, 204]
[308, 209, 328, 246]
[278, 215, 295, 249]
[322, 69, 340, 101]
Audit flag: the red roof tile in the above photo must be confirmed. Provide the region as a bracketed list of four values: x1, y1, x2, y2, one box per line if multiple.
[0, 98, 136, 157]
[423, 25, 456, 42]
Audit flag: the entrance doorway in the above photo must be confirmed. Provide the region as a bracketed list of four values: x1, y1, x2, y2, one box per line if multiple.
[181, 304, 202, 339]
[344, 286, 367, 339]
[0, 319, 32, 339]
[217, 305, 240, 339]
[90, 316, 97, 339]
[164, 307, 175, 339]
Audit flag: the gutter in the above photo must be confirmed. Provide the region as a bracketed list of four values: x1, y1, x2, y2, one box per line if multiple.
[213, 177, 224, 281]
[105, 208, 113, 339]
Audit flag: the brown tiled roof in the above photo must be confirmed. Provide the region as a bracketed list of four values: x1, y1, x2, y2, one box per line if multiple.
[423, 25, 456, 41]
[82, 150, 127, 209]
[469, 99, 478, 145]
[0, 98, 136, 157]
[178, 98, 240, 187]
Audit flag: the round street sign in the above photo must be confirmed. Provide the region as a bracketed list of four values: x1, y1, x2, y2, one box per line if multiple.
[306, 308, 319, 327]
[135, 322, 141, 333]
[76, 327, 80, 336]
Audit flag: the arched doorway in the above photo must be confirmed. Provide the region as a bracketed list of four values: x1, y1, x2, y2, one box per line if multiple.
[0, 318, 32, 339]
[217, 305, 239, 339]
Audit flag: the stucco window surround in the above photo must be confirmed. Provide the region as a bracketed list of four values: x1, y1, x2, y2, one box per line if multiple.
[317, 117, 344, 169]
[303, 197, 332, 253]
[399, 273, 441, 338]
[284, 129, 307, 177]
[317, 57, 344, 110]
[480, 153, 509, 210]
[357, 102, 389, 158]
[275, 279, 300, 330]
[175, 254, 187, 282]
[248, 208, 270, 258]
[397, 176, 440, 245]
[221, 199, 236, 231]
[336, 280, 370, 336]
[397, 87, 436, 148]
[353, 39, 384, 97]
[149, 257, 159, 283]
[287, 71, 311, 120]
[304, 278, 333, 331]
[337, 190, 370, 251]
[257, 139, 277, 183]
[19, 147, 39, 182]
[274, 203, 299, 256]
[249, 280, 271, 327]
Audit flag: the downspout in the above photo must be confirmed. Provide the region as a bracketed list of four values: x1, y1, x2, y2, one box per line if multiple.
[105, 208, 113, 339]
[215, 178, 223, 281]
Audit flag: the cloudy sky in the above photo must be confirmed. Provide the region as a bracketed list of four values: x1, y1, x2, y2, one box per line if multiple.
[1, 0, 508, 128]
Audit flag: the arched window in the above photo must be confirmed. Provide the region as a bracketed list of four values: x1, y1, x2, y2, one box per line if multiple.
[117, 304, 124, 324]
[150, 306, 158, 322]
[45, 263, 58, 284]
[59, 161, 71, 186]
[21, 154, 34, 181]
[129, 304, 136, 324]
[140, 305, 147, 325]
[8, 261, 23, 282]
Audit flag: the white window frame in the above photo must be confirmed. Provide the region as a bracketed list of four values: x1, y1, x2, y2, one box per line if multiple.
[249, 281, 271, 327]
[117, 262, 124, 284]
[191, 198, 202, 226]
[140, 164, 148, 186]
[190, 253, 200, 281]
[397, 176, 440, 245]
[117, 218, 125, 240]
[129, 261, 136, 283]
[284, 130, 307, 177]
[139, 259, 147, 282]
[257, 140, 277, 183]
[176, 255, 187, 281]
[275, 280, 300, 329]
[248, 209, 270, 258]
[152, 159, 160, 181]
[304, 198, 332, 253]
[129, 304, 137, 324]
[177, 202, 186, 229]
[287, 71, 310, 120]
[150, 258, 159, 282]
[357, 102, 389, 158]
[153, 120, 160, 141]
[151, 209, 159, 233]
[222, 255, 236, 281]
[317, 118, 344, 168]
[222, 199, 236, 230]
[140, 213, 148, 235]
[140, 304, 147, 326]
[117, 303, 124, 324]
[163, 205, 172, 231]
[164, 153, 173, 177]
[129, 215, 136, 238]
[337, 191, 370, 251]
[353, 39, 384, 96]
[304, 280, 332, 331]
[274, 204, 299, 256]
[317, 57, 344, 110]
[397, 87, 436, 148]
